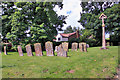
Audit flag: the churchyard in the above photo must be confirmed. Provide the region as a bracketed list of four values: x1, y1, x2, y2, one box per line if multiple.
[0, 1, 120, 79]
[1, 45, 118, 78]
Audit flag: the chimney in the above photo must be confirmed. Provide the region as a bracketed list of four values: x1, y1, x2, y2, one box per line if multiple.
[76, 30, 79, 38]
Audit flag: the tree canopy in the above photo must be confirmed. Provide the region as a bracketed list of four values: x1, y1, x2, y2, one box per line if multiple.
[79, 2, 120, 46]
[2, 2, 67, 50]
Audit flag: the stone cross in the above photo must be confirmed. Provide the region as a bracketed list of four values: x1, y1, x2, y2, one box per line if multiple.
[18, 45, 23, 56]
[25, 44, 33, 56]
[45, 41, 54, 56]
[4, 46, 7, 55]
[99, 13, 107, 49]
[34, 43, 43, 56]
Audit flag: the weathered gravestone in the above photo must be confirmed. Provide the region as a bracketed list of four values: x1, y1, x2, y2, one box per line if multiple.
[45, 41, 54, 56]
[83, 43, 87, 52]
[79, 42, 87, 52]
[4, 46, 7, 55]
[34, 43, 43, 56]
[18, 45, 23, 56]
[79, 43, 84, 52]
[57, 44, 67, 57]
[62, 42, 69, 52]
[72, 42, 78, 51]
[25, 44, 33, 56]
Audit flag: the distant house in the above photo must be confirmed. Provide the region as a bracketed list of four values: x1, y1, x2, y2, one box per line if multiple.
[53, 30, 80, 42]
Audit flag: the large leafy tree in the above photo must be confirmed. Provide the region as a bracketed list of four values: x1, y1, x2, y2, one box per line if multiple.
[3, 2, 66, 51]
[2, 2, 15, 38]
[79, 2, 120, 46]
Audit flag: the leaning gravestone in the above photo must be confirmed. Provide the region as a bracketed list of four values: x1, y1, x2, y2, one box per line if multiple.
[25, 44, 33, 56]
[62, 42, 69, 52]
[57, 44, 67, 57]
[18, 45, 23, 56]
[34, 43, 43, 56]
[79, 43, 84, 52]
[72, 42, 78, 51]
[4, 46, 7, 55]
[45, 41, 54, 56]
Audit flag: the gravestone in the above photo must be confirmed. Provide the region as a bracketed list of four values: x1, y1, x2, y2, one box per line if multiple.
[57, 45, 62, 56]
[25, 44, 33, 56]
[83, 43, 87, 52]
[72, 42, 78, 51]
[57, 44, 67, 57]
[62, 42, 69, 52]
[79, 43, 84, 52]
[4, 46, 7, 55]
[18, 45, 23, 56]
[45, 41, 54, 56]
[34, 43, 43, 56]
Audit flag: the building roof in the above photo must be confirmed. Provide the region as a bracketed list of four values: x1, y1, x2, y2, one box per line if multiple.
[60, 32, 76, 37]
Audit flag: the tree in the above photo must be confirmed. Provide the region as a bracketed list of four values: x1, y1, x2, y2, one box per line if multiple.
[79, 2, 120, 46]
[2, 2, 15, 38]
[4, 2, 67, 51]
[64, 26, 82, 34]
[64, 25, 73, 33]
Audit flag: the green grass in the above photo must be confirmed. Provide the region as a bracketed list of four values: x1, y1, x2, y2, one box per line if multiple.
[1, 46, 118, 78]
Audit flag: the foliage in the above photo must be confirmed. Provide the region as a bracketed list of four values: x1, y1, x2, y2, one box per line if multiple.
[64, 25, 82, 34]
[2, 2, 15, 38]
[2, 2, 67, 51]
[79, 2, 120, 46]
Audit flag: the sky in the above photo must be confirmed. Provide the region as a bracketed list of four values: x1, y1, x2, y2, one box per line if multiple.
[53, 0, 109, 38]
[54, 0, 83, 32]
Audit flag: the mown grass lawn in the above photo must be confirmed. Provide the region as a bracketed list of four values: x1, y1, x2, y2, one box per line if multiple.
[1, 46, 118, 78]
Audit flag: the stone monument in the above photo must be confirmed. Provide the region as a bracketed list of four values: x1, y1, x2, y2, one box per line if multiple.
[62, 42, 69, 52]
[34, 43, 43, 56]
[45, 41, 54, 56]
[18, 45, 23, 56]
[99, 13, 108, 49]
[25, 44, 33, 56]
[4, 46, 7, 55]
[72, 42, 78, 51]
